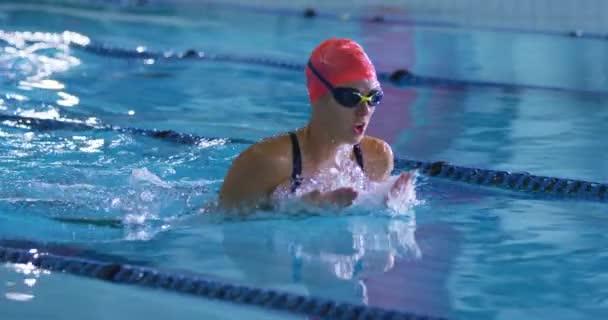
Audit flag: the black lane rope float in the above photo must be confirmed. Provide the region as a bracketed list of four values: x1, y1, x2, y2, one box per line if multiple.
[0, 239, 150, 265]
[2, 113, 606, 202]
[0, 113, 256, 145]
[0, 243, 447, 320]
[73, 41, 608, 97]
[2, 32, 607, 96]
[1, 8, 603, 318]
[396, 159, 607, 202]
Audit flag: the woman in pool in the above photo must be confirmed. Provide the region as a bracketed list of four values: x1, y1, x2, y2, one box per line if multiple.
[219, 38, 414, 211]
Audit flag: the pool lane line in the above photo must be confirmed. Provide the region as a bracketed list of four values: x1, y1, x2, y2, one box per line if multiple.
[0, 244, 446, 320]
[2, 113, 606, 202]
[396, 159, 607, 202]
[2, 33, 607, 97]
[0, 113, 256, 145]
[73, 41, 608, 97]
[0, 239, 150, 266]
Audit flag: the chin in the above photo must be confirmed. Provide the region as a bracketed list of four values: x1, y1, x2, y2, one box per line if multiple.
[346, 133, 365, 144]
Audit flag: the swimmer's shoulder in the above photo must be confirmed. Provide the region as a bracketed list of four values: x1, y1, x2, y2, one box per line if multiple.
[240, 133, 293, 169]
[225, 134, 293, 179]
[360, 135, 394, 181]
[219, 133, 293, 208]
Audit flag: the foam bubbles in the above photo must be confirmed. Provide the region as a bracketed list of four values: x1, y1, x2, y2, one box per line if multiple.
[272, 144, 420, 216]
[130, 167, 172, 188]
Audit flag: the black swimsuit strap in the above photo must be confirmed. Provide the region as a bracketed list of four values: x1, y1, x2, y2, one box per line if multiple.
[288, 132, 364, 193]
[289, 132, 303, 193]
[354, 143, 364, 170]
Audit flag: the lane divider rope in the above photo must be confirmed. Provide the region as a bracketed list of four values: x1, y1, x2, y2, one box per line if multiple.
[73, 41, 608, 96]
[2, 113, 605, 202]
[2, 31, 606, 96]
[396, 159, 607, 201]
[0, 244, 446, 320]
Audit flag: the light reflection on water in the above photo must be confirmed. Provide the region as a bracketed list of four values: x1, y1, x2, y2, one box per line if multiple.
[0, 6, 607, 318]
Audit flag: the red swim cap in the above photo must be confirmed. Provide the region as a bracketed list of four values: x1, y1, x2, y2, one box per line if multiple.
[305, 38, 377, 103]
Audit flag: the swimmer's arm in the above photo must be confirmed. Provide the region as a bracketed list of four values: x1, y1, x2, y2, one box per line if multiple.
[273, 177, 358, 209]
[361, 137, 394, 181]
[219, 143, 289, 211]
[300, 188, 358, 208]
[361, 137, 416, 202]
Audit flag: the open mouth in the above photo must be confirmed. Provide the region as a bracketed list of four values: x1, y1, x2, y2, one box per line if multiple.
[353, 122, 366, 135]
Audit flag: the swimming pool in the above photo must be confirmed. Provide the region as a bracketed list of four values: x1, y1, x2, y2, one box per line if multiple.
[1, 1, 608, 319]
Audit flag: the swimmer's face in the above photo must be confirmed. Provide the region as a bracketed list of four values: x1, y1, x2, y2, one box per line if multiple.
[314, 79, 380, 144]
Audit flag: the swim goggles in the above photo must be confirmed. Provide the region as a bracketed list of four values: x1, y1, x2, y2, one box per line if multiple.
[307, 60, 384, 108]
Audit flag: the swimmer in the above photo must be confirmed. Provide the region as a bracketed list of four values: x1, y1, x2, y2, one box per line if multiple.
[219, 38, 414, 211]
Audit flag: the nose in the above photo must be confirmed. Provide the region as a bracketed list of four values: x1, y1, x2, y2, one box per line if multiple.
[355, 101, 373, 117]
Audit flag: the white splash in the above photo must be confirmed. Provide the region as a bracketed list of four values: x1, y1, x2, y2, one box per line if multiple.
[297, 145, 370, 194]
[14, 107, 89, 128]
[22, 132, 35, 141]
[358, 173, 422, 217]
[119, 168, 182, 241]
[124, 229, 154, 241]
[130, 168, 171, 188]
[57, 91, 79, 107]
[0, 30, 90, 47]
[5, 93, 28, 101]
[19, 107, 60, 120]
[79, 138, 104, 153]
[8, 262, 40, 276]
[197, 138, 227, 149]
[23, 278, 36, 287]
[3, 260, 50, 300]
[19, 79, 64, 90]
[272, 145, 420, 216]
[85, 117, 99, 126]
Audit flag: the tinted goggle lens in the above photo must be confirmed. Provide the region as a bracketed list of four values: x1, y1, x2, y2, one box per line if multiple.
[332, 88, 384, 108]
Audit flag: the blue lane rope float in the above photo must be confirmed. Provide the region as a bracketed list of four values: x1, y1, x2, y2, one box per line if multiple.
[68, 41, 608, 97]
[2, 113, 606, 202]
[0, 244, 446, 320]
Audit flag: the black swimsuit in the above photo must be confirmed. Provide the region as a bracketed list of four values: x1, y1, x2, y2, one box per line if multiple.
[288, 132, 364, 193]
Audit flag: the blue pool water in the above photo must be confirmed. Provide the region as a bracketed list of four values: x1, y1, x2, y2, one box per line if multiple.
[1, 1, 608, 319]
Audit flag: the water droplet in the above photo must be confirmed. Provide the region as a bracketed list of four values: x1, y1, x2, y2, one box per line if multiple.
[24, 278, 36, 287]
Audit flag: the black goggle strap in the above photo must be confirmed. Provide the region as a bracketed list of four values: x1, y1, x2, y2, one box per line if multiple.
[308, 60, 383, 106]
[307, 60, 335, 92]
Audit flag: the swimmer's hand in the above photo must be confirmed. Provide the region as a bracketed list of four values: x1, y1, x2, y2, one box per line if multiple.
[387, 171, 415, 203]
[301, 187, 358, 208]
